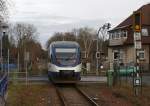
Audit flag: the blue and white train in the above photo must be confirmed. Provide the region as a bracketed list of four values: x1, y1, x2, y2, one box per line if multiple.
[48, 41, 82, 83]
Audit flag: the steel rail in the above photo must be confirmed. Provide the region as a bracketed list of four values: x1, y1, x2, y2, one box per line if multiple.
[54, 83, 100, 106]
[55, 86, 68, 106]
[75, 85, 99, 106]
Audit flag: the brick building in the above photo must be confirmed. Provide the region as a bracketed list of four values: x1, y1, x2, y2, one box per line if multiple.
[108, 3, 150, 72]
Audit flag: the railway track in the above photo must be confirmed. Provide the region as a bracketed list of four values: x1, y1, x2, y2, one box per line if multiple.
[55, 84, 99, 106]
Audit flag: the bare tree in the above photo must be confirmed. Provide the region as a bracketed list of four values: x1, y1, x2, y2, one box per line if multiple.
[78, 27, 97, 62]
[9, 23, 39, 71]
[12, 23, 38, 48]
[46, 32, 76, 49]
[46, 27, 97, 61]
[46, 32, 64, 49]
[0, 0, 10, 20]
[98, 26, 110, 50]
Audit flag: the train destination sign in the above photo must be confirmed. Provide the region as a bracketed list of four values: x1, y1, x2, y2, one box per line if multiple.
[55, 48, 76, 53]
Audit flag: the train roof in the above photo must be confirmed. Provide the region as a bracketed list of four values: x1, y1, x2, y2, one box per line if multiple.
[50, 41, 80, 48]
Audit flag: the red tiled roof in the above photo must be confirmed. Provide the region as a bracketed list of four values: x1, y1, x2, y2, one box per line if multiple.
[109, 3, 150, 45]
[112, 3, 150, 30]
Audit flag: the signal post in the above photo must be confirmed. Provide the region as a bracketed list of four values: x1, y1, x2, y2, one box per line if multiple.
[133, 11, 142, 96]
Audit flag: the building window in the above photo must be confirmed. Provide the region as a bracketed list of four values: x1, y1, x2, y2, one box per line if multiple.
[122, 31, 127, 37]
[113, 50, 124, 61]
[118, 31, 127, 38]
[114, 51, 119, 60]
[110, 33, 114, 39]
[114, 32, 117, 39]
[142, 28, 149, 36]
[110, 33, 113, 39]
[116, 32, 120, 39]
[125, 31, 128, 37]
[138, 50, 145, 60]
[110, 31, 128, 40]
[112, 33, 114, 39]
[109, 33, 111, 39]
[119, 31, 121, 38]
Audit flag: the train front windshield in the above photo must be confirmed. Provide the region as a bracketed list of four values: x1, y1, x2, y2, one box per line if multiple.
[55, 48, 77, 66]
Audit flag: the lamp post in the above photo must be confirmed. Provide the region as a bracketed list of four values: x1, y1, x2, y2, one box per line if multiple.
[23, 33, 28, 85]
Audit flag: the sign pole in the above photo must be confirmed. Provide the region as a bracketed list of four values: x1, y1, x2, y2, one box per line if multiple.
[133, 11, 142, 96]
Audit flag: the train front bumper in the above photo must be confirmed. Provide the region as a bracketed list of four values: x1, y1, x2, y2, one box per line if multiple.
[48, 71, 81, 81]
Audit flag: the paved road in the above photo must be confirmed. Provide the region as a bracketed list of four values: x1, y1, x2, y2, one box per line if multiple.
[9, 75, 150, 85]
[81, 76, 107, 82]
[81, 75, 150, 85]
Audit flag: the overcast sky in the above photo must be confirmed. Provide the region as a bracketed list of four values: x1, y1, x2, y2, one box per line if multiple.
[9, 0, 150, 48]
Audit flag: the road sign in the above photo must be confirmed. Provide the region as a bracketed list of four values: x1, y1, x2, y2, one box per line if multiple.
[134, 77, 141, 86]
[134, 41, 142, 49]
[134, 32, 142, 49]
[24, 52, 30, 61]
[134, 32, 141, 41]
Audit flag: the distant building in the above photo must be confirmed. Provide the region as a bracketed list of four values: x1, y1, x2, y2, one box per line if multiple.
[108, 3, 150, 72]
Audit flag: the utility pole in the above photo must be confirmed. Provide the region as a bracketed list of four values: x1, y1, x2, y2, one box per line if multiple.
[96, 28, 101, 75]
